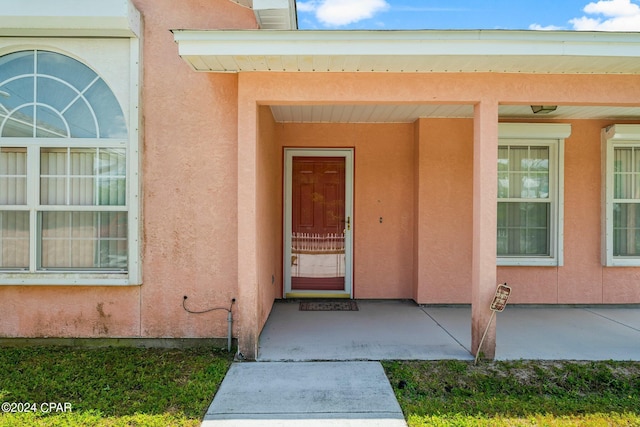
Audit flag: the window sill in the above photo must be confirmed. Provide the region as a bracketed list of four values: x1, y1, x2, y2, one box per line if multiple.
[498, 257, 559, 267]
[0, 272, 140, 286]
[603, 258, 640, 267]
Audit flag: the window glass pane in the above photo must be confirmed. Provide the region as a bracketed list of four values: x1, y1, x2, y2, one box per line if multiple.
[36, 77, 77, 113]
[497, 202, 549, 256]
[40, 148, 69, 205]
[499, 146, 550, 200]
[1, 77, 34, 117]
[41, 148, 96, 205]
[0, 211, 29, 269]
[0, 147, 27, 205]
[0, 50, 33, 82]
[64, 99, 97, 138]
[85, 79, 127, 138]
[98, 149, 126, 206]
[40, 211, 127, 269]
[36, 51, 96, 91]
[527, 173, 549, 199]
[614, 148, 633, 199]
[528, 147, 549, 172]
[41, 148, 126, 207]
[497, 172, 509, 198]
[497, 147, 508, 171]
[520, 147, 548, 199]
[35, 105, 68, 138]
[2, 106, 34, 138]
[613, 203, 640, 256]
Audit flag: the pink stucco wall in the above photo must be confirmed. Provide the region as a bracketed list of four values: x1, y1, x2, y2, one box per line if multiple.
[414, 118, 474, 303]
[256, 107, 281, 329]
[0, 0, 256, 339]
[136, 0, 255, 338]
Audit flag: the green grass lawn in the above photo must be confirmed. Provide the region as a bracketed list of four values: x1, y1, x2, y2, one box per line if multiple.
[0, 346, 233, 427]
[1, 347, 639, 426]
[383, 359, 640, 427]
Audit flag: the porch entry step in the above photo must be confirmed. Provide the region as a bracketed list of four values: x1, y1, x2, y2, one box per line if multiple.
[299, 300, 359, 311]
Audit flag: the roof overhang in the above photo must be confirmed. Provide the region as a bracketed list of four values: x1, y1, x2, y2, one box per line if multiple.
[0, 0, 140, 38]
[173, 29, 640, 74]
[228, 0, 297, 30]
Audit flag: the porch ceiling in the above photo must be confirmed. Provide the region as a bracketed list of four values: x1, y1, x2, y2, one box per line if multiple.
[269, 104, 640, 123]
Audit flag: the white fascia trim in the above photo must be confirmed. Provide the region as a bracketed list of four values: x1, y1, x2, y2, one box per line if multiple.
[173, 29, 640, 59]
[0, 0, 141, 38]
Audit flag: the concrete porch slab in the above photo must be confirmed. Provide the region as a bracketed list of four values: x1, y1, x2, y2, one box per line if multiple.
[258, 300, 472, 361]
[258, 300, 640, 361]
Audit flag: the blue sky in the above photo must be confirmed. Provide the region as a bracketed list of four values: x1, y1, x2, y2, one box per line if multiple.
[296, 0, 640, 30]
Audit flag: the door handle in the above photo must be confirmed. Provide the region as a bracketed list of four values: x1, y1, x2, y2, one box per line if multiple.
[343, 216, 350, 231]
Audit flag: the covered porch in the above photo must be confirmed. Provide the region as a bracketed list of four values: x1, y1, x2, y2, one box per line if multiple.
[174, 29, 640, 361]
[258, 300, 640, 361]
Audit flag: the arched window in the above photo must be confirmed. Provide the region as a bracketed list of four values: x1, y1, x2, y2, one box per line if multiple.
[0, 50, 130, 274]
[0, 50, 127, 138]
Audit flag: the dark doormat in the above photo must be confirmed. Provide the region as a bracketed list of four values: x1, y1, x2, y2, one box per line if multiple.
[299, 301, 359, 311]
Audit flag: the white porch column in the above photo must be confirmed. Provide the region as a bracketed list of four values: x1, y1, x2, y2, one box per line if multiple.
[471, 100, 499, 359]
[237, 78, 259, 360]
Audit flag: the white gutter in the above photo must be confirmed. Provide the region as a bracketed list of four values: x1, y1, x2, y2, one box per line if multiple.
[174, 29, 640, 56]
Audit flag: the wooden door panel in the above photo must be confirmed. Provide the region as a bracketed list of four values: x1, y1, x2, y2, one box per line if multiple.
[291, 157, 345, 291]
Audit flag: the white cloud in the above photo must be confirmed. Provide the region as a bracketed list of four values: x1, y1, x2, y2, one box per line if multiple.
[297, 0, 390, 27]
[570, 0, 640, 30]
[296, 1, 318, 13]
[529, 23, 565, 30]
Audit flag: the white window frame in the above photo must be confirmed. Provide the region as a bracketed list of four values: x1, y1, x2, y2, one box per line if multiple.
[0, 39, 141, 286]
[601, 124, 640, 267]
[497, 123, 570, 267]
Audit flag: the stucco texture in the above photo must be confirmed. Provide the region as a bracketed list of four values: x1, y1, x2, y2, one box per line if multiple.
[0, 0, 256, 339]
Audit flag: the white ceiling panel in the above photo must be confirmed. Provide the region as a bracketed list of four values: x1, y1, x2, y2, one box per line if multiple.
[269, 104, 640, 123]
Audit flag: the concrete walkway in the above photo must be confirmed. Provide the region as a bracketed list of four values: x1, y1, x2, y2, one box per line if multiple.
[202, 300, 640, 426]
[201, 361, 407, 427]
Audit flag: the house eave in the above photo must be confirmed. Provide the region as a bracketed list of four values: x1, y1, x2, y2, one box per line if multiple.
[228, 0, 297, 30]
[172, 29, 640, 74]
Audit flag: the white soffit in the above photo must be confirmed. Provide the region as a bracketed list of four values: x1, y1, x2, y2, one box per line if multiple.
[0, 0, 141, 37]
[228, 0, 297, 30]
[269, 104, 640, 123]
[173, 29, 640, 74]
